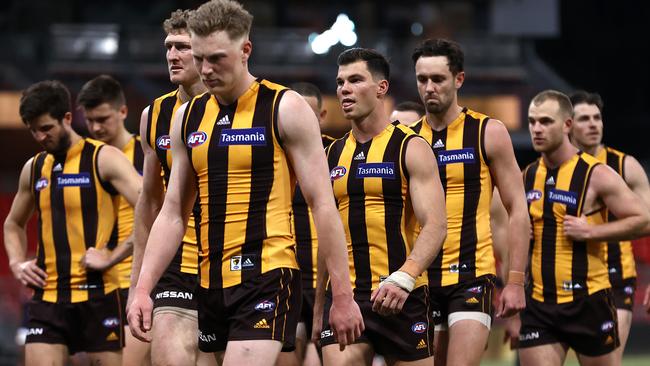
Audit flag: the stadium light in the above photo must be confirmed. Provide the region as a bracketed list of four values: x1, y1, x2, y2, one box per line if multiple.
[309, 13, 357, 55]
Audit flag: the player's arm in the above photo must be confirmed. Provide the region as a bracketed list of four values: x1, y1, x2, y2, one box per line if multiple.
[129, 107, 166, 296]
[490, 188, 510, 277]
[82, 232, 135, 272]
[97, 144, 142, 207]
[3, 158, 47, 288]
[371, 136, 446, 316]
[485, 119, 529, 317]
[564, 164, 649, 241]
[623, 155, 650, 235]
[129, 103, 197, 342]
[278, 90, 363, 348]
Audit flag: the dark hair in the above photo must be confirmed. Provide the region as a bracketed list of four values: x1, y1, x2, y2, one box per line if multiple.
[412, 38, 464, 75]
[77, 75, 126, 110]
[290, 82, 322, 109]
[163, 9, 192, 34]
[19, 80, 71, 124]
[394, 101, 425, 117]
[189, 0, 253, 40]
[569, 90, 604, 112]
[337, 48, 390, 81]
[531, 90, 573, 119]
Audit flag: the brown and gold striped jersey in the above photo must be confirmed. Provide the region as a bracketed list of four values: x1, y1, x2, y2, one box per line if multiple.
[31, 138, 119, 303]
[594, 146, 636, 283]
[326, 121, 427, 294]
[181, 79, 298, 289]
[524, 152, 609, 304]
[146, 90, 198, 274]
[293, 134, 335, 290]
[105, 135, 143, 289]
[410, 108, 495, 287]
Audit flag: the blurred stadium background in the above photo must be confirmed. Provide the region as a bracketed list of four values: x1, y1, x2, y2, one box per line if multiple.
[1, 0, 649, 364]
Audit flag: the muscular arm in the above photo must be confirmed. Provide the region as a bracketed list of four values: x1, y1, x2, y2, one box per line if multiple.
[129, 107, 166, 291]
[623, 155, 650, 235]
[485, 119, 529, 317]
[97, 144, 142, 207]
[3, 159, 46, 288]
[490, 188, 510, 278]
[278, 90, 362, 347]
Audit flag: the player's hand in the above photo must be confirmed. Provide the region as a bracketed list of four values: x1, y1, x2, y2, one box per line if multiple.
[80, 247, 111, 271]
[496, 283, 526, 318]
[643, 284, 650, 314]
[563, 215, 591, 241]
[11, 259, 47, 288]
[127, 287, 153, 342]
[329, 294, 364, 351]
[370, 283, 409, 316]
[502, 314, 521, 350]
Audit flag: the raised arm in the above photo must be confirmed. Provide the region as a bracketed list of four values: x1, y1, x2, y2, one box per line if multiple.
[371, 136, 447, 316]
[565, 164, 649, 242]
[278, 90, 363, 348]
[485, 119, 529, 318]
[128, 103, 197, 342]
[4, 159, 46, 288]
[129, 107, 166, 297]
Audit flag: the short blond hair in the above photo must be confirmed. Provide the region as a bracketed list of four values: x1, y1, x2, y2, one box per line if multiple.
[531, 90, 573, 120]
[163, 9, 192, 34]
[188, 0, 253, 40]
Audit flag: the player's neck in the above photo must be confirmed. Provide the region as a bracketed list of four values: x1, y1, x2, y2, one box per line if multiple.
[178, 80, 207, 103]
[106, 127, 132, 150]
[350, 103, 391, 143]
[542, 138, 579, 169]
[214, 73, 256, 106]
[578, 143, 603, 157]
[425, 104, 463, 131]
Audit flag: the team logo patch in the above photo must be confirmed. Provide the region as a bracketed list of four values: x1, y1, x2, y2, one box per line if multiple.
[436, 148, 476, 165]
[411, 322, 427, 334]
[547, 189, 577, 208]
[56, 173, 91, 188]
[466, 286, 483, 294]
[35, 178, 49, 191]
[102, 317, 120, 328]
[230, 255, 255, 271]
[356, 162, 395, 179]
[156, 135, 171, 150]
[562, 280, 583, 291]
[601, 321, 615, 332]
[255, 300, 276, 313]
[330, 166, 347, 180]
[526, 190, 542, 203]
[187, 131, 208, 148]
[219, 127, 266, 146]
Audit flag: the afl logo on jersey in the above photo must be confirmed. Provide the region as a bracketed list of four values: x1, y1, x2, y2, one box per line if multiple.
[187, 131, 208, 148]
[526, 190, 542, 203]
[35, 178, 48, 191]
[156, 135, 171, 150]
[330, 166, 347, 180]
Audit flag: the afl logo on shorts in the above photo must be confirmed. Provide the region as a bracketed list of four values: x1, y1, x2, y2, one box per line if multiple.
[187, 131, 208, 148]
[526, 190, 542, 203]
[411, 322, 427, 334]
[330, 166, 347, 180]
[156, 135, 171, 150]
[35, 178, 48, 191]
[254, 300, 276, 313]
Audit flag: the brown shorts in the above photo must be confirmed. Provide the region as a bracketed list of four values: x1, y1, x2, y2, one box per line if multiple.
[611, 277, 636, 311]
[518, 289, 619, 357]
[152, 264, 198, 311]
[25, 290, 124, 354]
[429, 275, 495, 330]
[197, 268, 301, 353]
[320, 286, 433, 362]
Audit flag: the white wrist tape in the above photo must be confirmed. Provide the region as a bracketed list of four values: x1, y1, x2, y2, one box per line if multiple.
[379, 271, 416, 293]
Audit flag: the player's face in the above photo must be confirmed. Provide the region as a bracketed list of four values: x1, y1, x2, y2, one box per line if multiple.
[528, 99, 570, 153]
[27, 113, 72, 155]
[571, 103, 603, 149]
[390, 110, 421, 125]
[191, 30, 251, 96]
[83, 102, 126, 143]
[165, 31, 200, 85]
[415, 56, 464, 115]
[336, 60, 385, 121]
